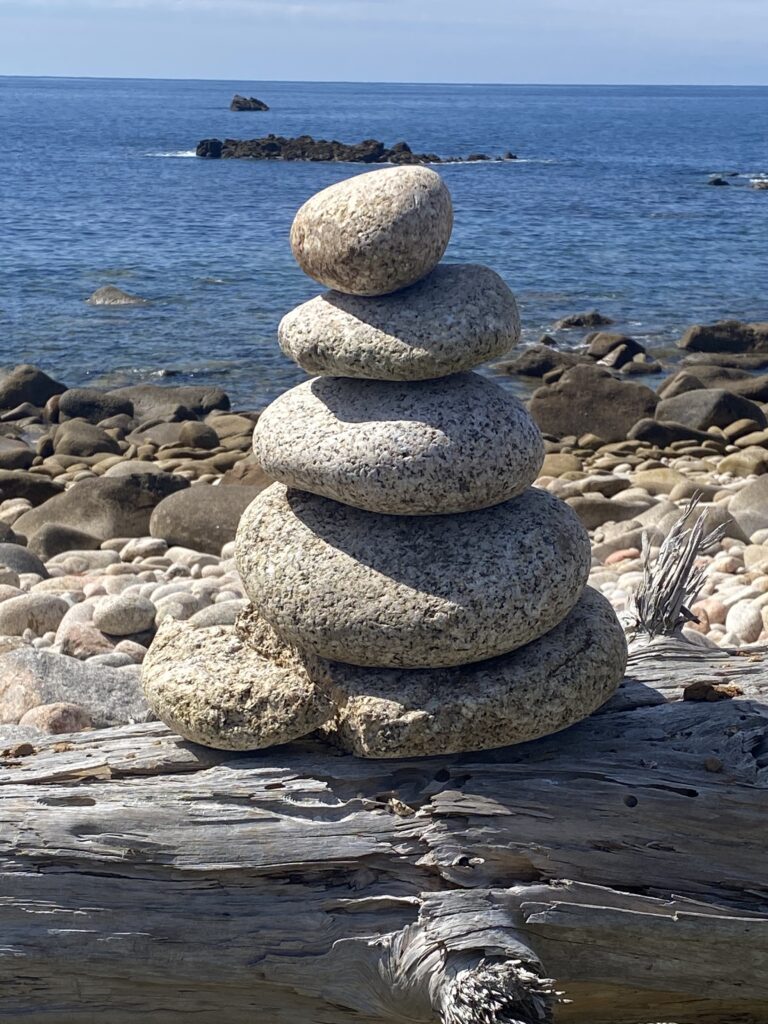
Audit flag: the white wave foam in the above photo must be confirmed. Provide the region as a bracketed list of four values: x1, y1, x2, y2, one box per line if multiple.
[146, 150, 197, 158]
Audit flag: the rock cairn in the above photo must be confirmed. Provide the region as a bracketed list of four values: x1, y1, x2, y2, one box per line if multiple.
[143, 165, 628, 758]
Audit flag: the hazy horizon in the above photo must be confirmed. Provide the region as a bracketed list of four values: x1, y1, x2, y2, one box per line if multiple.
[1, 0, 767, 85]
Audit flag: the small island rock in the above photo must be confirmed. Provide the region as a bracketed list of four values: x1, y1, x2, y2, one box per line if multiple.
[230, 94, 269, 111]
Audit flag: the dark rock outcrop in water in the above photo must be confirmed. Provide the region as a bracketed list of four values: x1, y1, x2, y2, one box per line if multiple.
[230, 94, 269, 111]
[195, 135, 517, 165]
[678, 320, 768, 354]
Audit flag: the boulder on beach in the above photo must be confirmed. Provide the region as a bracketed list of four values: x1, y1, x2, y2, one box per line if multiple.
[655, 389, 766, 432]
[0, 543, 48, 579]
[86, 285, 147, 306]
[0, 364, 65, 411]
[53, 419, 121, 457]
[0, 437, 34, 471]
[0, 470, 63, 506]
[230, 94, 269, 111]
[678, 320, 768, 353]
[279, 264, 520, 380]
[149, 483, 267, 555]
[27, 523, 101, 562]
[14, 473, 189, 543]
[528, 364, 658, 442]
[729, 477, 768, 537]
[290, 166, 453, 296]
[236, 484, 591, 669]
[0, 647, 147, 727]
[109, 384, 230, 421]
[59, 387, 134, 424]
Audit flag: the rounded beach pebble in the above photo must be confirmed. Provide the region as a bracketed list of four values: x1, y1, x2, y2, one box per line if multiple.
[253, 373, 544, 515]
[92, 594, 157, 636]
[236, 484, 591, 668]
[325, 587, 627, 758]
[141, 618, 334, 750]
[289, 166, 453, 296]
[278, 264, 520, 380]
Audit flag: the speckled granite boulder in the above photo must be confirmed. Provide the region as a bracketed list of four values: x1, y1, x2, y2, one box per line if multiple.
[324, 588, 627, 758]
[253, 373, 544, 515]
[236, 483, 591, 668]
[278, 264, 519, 380]
[289, 166, 453, 296]
[141, 618, 333, 750]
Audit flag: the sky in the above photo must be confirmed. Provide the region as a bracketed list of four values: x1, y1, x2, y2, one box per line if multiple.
[0, 0, 767, 84]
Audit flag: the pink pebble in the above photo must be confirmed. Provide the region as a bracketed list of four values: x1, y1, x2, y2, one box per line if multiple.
[604, 547, 641, 566]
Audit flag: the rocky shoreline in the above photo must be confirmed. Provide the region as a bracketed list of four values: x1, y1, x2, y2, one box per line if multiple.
[3, 302, 768, 752]
[196, 134, 517, 164]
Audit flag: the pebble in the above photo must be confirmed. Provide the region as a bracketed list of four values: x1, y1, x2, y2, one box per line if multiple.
[92, 594, 157, 636]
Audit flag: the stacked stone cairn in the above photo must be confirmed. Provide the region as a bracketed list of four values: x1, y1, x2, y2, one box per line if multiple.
[143, 166, 628, 758]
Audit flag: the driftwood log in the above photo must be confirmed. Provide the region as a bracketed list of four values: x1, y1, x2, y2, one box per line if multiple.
[1, 637, 767, 1023]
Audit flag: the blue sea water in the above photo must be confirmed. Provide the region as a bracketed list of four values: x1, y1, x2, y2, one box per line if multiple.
[1, 77, 767, 409]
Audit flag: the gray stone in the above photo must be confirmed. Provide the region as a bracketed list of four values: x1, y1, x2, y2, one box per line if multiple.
[141, 618, 334, 750]
[236, 484, 591, 668]
[188, 600, 248, 628]
[0, 543, 49, 579]
[290, 166, 453, 296]
[0, 594, 68, 636]
[27, 523, 101, 562]
[324, 588, 627, 758]
[14, 474, 189, 544]
[529, 365, 658, 442]
[92, 594, 157, 636]
[54, 419, 121, 457]
[0, 470, 63, 506]
[0, 364, 65, 411]
[0, 437, 34, 471]
[0, 647, 147, 726]
[19, 701, 93, 734]
[729, 477, 768, 538]
[655, 389, 766, 431]
[149, 484, 265, 555]
[253, 373, 544, 515]
[108, 384, 230, 421]
[278, 264, 519, 380]
[59, 388, 134, 424]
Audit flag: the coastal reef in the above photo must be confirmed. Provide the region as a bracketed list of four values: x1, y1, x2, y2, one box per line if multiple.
[196, 134, 517, 163]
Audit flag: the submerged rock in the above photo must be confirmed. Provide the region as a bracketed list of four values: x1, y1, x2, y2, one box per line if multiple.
[86, 285, 147, 306]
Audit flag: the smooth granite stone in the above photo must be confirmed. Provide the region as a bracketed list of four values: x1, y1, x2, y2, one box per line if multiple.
[278, 264, 520, 380]
[253, 373, 544, 515]
[236, 484, 591, 668]
[289, 166, 453, 296]
[323, 588, 627, 758]
[141, 618, 334, 751]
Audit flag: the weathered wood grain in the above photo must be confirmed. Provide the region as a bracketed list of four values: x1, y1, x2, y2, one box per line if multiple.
[1, 638, 766, 1023]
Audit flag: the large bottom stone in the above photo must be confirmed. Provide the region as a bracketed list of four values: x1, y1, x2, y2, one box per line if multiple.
[236, 484, 591, 668]
[141, 618, 333, 750]
[325, 587, 627, 758]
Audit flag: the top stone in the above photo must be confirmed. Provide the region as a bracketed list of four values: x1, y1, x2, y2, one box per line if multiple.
[289, 166, 453, 296]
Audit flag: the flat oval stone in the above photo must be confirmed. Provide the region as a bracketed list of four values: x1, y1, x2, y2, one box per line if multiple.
[253, 373, 544, 515]
[236, 484, 591, 668]
[278, 264, 520, 380]
[141, 618, 333, 750]
[290, 166, 453, 296]
[325, 587, 627, 758]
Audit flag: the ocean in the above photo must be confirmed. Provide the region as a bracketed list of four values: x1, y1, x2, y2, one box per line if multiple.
[1, 77, 767, 409]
